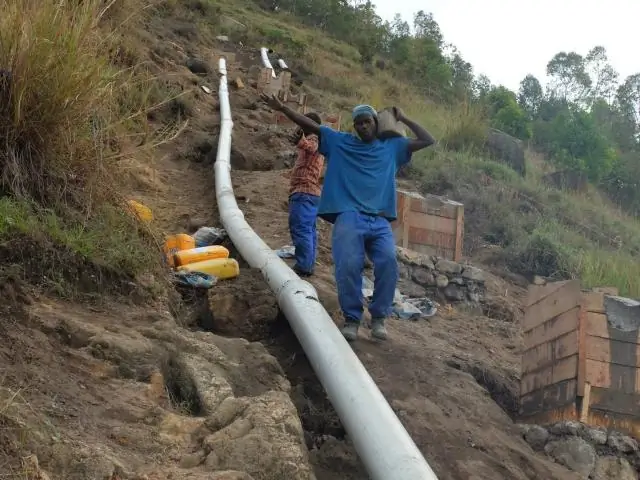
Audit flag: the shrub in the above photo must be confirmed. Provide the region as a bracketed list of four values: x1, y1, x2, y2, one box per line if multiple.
[0, 0, 124, 206]
[0, 0, 168, 288]
[439, 103, 488, 152]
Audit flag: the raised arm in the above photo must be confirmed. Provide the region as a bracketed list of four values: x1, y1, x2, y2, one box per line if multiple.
[260, 94, 321, 136]
[392, 107, 436, 153]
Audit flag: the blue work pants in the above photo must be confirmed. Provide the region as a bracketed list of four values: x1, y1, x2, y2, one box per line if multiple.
[288, 192, 320, 274]
[331, 211, 398, 324]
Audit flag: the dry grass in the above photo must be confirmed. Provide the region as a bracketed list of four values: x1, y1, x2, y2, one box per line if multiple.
[0, 0, 115, 205]
[0, 0, 188, 288]
[0, 383, 49, 479]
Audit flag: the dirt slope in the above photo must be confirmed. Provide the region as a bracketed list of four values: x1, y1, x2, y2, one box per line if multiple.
[0, 4, 583, 480]
[193, 43, 580, 478]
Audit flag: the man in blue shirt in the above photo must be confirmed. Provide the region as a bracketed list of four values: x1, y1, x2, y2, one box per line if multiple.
[262, 94, 435, 342]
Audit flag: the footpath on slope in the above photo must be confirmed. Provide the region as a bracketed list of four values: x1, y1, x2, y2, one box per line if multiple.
[0, 6, 589, 479]
[191, 42, 582, 479]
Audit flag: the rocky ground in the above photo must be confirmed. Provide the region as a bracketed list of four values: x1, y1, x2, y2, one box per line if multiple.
[1, 2, 638, 480]
[522, 421, 640, 479]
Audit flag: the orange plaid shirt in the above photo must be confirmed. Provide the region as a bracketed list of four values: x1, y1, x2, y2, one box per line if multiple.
[289, 134, 325, 197]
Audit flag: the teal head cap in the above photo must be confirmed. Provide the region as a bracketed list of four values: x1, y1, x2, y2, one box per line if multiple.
[352, 104, 377, 120]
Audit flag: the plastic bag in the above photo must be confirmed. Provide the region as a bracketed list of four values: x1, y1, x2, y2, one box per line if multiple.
[193, 227, 226, 247]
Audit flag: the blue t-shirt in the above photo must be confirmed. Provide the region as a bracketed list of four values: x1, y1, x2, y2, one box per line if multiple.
[318, 125, 411, 223]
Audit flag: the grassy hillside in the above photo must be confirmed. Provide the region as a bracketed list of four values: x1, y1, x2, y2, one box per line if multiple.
[0, 0, 182, 298]
[208, 0, 640, 297]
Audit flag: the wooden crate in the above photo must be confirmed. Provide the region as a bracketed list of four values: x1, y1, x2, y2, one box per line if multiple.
[391, 189, 464, 262]
[520, 280, 640, 436]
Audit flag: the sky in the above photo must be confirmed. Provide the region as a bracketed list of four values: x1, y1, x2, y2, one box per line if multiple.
[374, 0, 639, 92]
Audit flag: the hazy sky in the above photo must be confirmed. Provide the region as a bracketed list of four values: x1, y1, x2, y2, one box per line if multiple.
[375, 0, 639, 92]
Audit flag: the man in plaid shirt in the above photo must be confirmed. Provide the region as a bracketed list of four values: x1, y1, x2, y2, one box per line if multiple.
[288, 112, 325, 277]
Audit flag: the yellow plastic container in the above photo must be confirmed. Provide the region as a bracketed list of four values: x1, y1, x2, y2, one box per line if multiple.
[177, 258, 240, 280]
[127, 199, 153, 223]
[174, 245, 230, 267]
[164, 234, 196, 267]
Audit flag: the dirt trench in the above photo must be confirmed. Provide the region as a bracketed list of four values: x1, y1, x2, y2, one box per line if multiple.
[175, 245, 366, 479]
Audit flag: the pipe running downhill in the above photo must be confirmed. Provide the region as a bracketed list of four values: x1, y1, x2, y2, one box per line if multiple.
[214, 57, 439, 480]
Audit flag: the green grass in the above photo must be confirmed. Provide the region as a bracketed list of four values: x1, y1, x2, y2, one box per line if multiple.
[0, 197, 157, 276]
[409, 144, 640, 297]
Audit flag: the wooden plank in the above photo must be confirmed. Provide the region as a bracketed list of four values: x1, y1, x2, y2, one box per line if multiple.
[401, 193, 409, 248]
[407, 227, 455, 250]
[585, 359, 640, 395]
[586, 335, 640, 367]
[525, 280, 572, 308]
[406, 210, 456, 235]
[584, 408, 640, 439]
[589, 386, 640, 416]
[582, 291, 607, 314]
[577, 305, 587, 396]
[454, 206, 464, 262]
[393, 190, 464, 262]
[579, 382, 591, 422]
[585, 312, 640, 344]
[520, 378, 577, 416]
[523, 306, 580, 350]
[406, 243, 451, 258]
[520, 354, 578, 395]
[409, 196, 461, 219]
[522, 330, 579, 374]
[519, 404, 578, 425]
[522, 280, 581, 332]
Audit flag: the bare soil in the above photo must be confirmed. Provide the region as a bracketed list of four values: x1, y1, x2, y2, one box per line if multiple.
[0, 3, 582, 479]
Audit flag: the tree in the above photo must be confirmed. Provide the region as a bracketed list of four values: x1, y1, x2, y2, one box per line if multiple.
[617, 73, 640, 125]
[536, 107, 616, 182]
[546, 52, 591, 102]
[413, 10, 443, 48]
[471, 74, 492, 101]
[387, 13, 412, 64]
[517, 74, 544, 119]
[584, 46, 619, 104]
[349, 0, 385, 63]
[485, 86, 531, 140]
[447, 47, 473, 99]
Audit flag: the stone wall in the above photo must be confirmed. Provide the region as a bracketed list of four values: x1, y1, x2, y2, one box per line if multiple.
[521, 421, 639, 479]
[396, 247, 485, 303]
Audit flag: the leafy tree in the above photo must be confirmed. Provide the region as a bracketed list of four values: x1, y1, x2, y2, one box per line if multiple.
[536, 107, 615, 181]
[546, 52, 591, 102]
[517, 74, 543, 119]
[584, 46, 619, 104]
[447, 47, 473, 99]
[485, 86, 531, 139]
[617, 73, 640, 125]
[387, 14, 411, 63]
[413, 10, 443, 48]
[471, 74, 492, 101]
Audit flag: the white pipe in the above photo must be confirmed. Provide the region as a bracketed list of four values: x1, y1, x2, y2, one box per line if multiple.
[260, 47, 277, 78]
[214, 58, 439, 480]
[277, 58, 288, 70]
